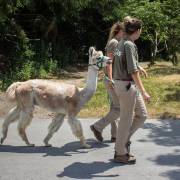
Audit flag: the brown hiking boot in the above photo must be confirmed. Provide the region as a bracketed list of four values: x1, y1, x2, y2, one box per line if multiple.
[114, 151, 134, 158]
[90, 125, 103, 142]
[114, 153, 136, 164]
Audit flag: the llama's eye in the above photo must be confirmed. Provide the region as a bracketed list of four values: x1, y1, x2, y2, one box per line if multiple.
[96, 56, 101, 60]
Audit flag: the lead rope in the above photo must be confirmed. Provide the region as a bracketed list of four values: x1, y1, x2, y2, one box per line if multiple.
[104, 75, 113, 105]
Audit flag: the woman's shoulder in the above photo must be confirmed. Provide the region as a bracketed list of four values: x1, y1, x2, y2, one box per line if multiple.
[124, 40, 136, 50]
[109, 38, 118, 44]
[105, 38, 118, 52]
[108, 38, 118, 46]
[124, 40, 135, 47]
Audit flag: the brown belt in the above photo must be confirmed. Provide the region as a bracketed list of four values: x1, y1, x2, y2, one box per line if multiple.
[115, 79, 133, 81]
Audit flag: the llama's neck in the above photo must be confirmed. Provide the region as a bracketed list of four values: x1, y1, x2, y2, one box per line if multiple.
[79, 66, 98, 106]
[85, 66, 98, 92]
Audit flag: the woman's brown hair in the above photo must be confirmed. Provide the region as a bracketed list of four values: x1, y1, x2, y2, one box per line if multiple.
[105, 21, 124, 49]
[123, 17, 143, 35]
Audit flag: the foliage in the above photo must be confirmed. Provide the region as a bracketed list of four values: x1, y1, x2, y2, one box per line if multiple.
[162, 0, 180, 65]
[46, 59, 58, 75]
[0, 0, 180, 87]
[39, 65, 48, 79]
[114, 0, 169, 64]
[16, 61, 35, 80]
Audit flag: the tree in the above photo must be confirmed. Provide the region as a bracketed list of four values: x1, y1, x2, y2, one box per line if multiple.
[162, 0, 180, 65]
[0, 0, 124, 81]
[0, 0, 33, 70]
[114, 0, 169, 64]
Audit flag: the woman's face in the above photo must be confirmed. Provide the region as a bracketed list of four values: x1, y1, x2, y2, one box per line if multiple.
[134, 28, 142, 40]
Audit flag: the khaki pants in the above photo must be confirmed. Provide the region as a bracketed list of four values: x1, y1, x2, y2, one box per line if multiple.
[93, 78, 120, 138]
[114, 80, 148, 155]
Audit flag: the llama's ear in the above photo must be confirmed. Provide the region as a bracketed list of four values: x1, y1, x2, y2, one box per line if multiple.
[89, 47, 94, 57]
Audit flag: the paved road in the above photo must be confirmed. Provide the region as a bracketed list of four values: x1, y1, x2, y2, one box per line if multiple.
[0, 118, 179, 180]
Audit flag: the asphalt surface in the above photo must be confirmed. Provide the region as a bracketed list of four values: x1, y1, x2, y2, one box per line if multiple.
[0, 118, 179, 180]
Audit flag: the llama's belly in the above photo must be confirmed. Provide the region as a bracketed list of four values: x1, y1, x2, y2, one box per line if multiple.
[34, 95, 67, 113]
[44, 106, 66, 114]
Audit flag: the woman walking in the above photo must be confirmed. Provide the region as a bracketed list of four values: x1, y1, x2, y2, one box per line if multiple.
[113, 17, 150, 164]
[90, 22, 124, 142]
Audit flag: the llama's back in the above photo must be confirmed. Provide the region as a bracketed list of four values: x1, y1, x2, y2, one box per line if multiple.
[29, 79, 80, 112]
[6, 79, 81, 109]
[29, 79, 78, 97]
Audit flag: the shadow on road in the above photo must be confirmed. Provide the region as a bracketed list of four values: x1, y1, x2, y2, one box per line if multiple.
[139, 120, 180, 147]
[151, 153, 180, 167]
[0, 139, 109, 157]
[148, 151, 180, 180]
[57, 161, 121, 179]
[139, 120, 180, 180]
[160, 170, 180, 180]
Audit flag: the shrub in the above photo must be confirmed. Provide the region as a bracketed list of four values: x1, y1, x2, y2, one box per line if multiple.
[47, 59, 58, 75]
[16, 61, 35, 80]
[39, 65, 48, 78]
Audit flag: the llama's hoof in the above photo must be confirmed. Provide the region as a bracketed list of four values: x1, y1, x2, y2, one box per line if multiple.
[45, 144, 52, 147]
[83, 144, 92, 149]
[27, 143, 35, 147]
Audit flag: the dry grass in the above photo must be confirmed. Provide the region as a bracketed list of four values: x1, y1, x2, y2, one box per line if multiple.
[79, 61, 180, 119]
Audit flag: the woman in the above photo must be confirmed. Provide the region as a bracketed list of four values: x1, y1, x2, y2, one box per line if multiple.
[113, 17, 150, 164]
[90, 22, 124, 142]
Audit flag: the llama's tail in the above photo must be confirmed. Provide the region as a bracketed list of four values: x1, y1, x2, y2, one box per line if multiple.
[6, 82, 22, 102]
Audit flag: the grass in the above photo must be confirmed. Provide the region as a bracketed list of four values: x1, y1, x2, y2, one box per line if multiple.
[0, 61, 179, 119]
[79, 80, 110, 118]
[79, 62, 180, 119]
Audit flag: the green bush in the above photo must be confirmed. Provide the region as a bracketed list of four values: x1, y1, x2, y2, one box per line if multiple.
[16, 61, 35, 80]
[39, 65, 48, 79]
[47, 59, 58, 75]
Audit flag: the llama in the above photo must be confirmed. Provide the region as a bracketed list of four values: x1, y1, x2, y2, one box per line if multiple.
[0, 47, 110, 148]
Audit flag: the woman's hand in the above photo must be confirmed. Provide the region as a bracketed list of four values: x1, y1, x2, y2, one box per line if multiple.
[138, 66, 147, 78]
[107, 79, 114, 89]
[131, 71, 150, 103]
[142, 91, 151, 103]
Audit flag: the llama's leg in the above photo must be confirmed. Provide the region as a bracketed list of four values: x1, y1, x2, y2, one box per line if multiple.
[1, 106, 20, 144]
[68, 116, 91, 148]
[17, 110, 34, 146]
[43, 113, 65, 147]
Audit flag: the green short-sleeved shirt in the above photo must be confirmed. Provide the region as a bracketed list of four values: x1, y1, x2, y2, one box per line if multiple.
[104, 38, 118, 76]
[105, 38, 118, 55]
[113, 39, 139, 80]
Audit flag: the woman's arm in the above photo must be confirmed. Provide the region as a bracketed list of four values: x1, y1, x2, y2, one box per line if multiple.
[131, 71, 151, 102]
[105, 39, 118, 85]
[106, 52, 114, 81]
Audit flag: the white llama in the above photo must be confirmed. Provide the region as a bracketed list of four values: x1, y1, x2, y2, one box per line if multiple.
[1, 47, 110, 148]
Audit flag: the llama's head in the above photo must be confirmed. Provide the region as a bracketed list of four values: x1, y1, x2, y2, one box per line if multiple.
[88, 47, 111, 70]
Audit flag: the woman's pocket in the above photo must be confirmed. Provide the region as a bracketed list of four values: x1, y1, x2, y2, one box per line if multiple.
[114, 81, 137, 97]
[129, 84, 138, 96]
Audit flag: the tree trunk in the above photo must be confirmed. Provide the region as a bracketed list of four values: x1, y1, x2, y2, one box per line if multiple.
[150, 31, 158, 66]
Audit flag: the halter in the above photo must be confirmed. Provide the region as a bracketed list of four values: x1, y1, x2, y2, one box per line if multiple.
[88, 56, 107, 70]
